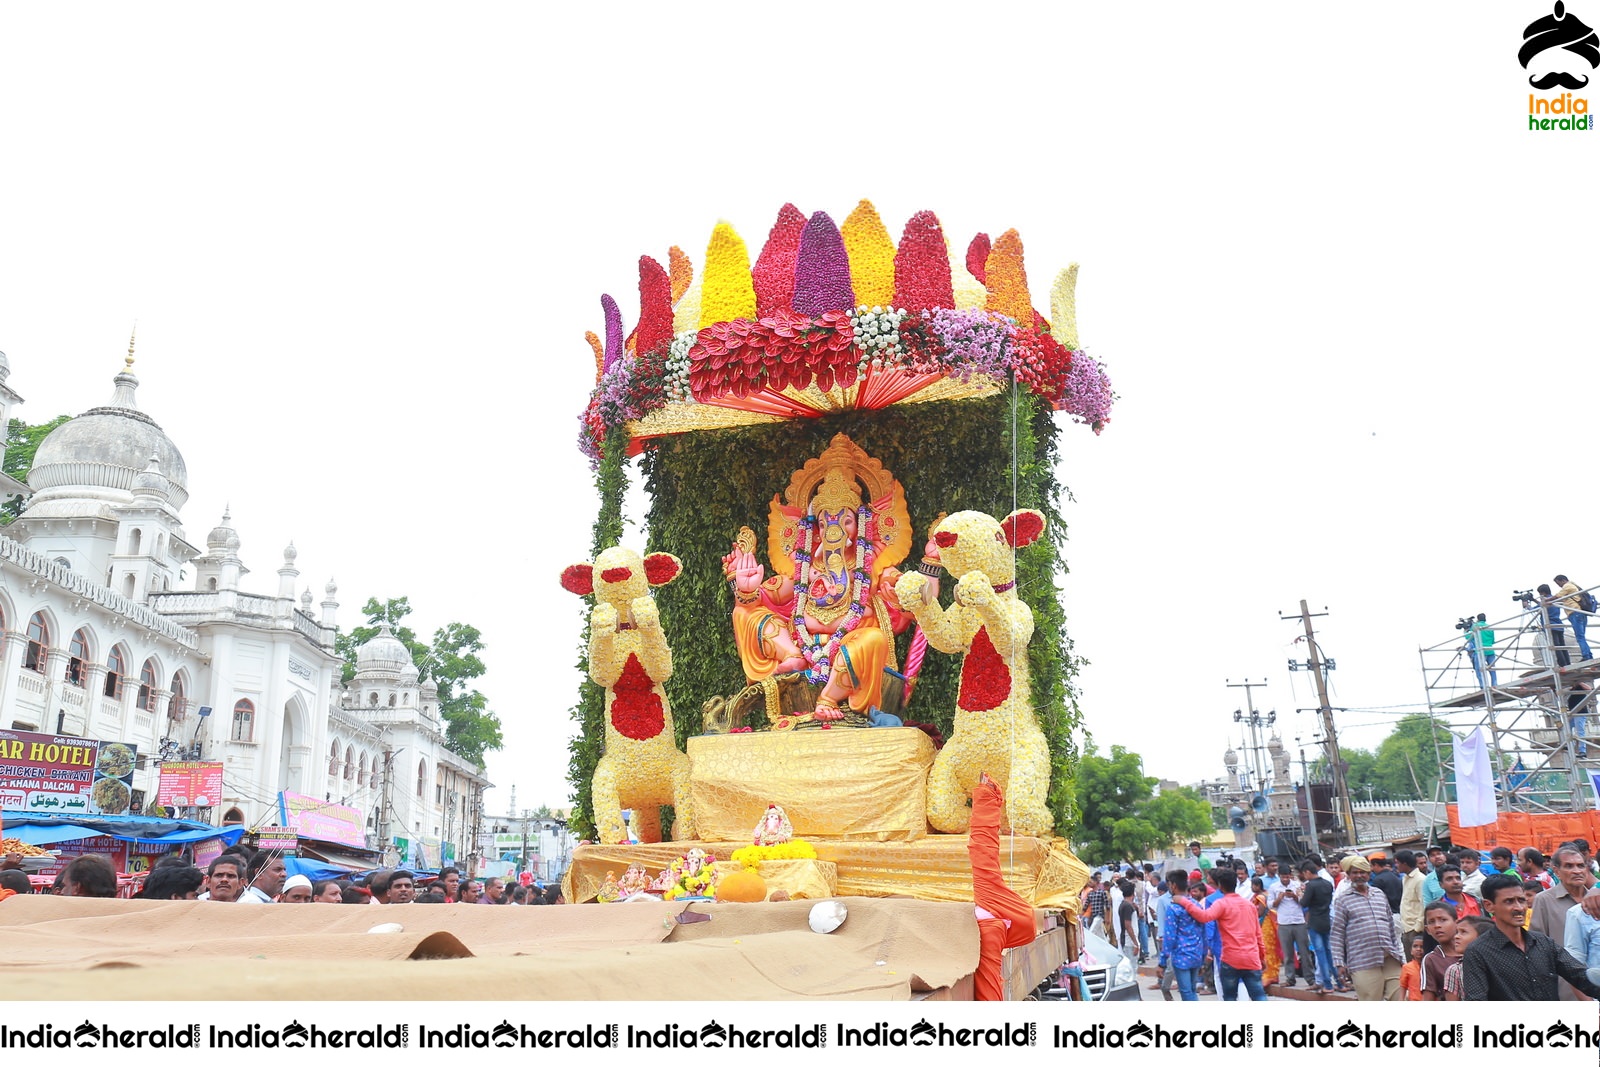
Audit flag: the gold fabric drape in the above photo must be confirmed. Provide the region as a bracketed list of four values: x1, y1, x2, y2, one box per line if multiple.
[687, 728, 935, 843]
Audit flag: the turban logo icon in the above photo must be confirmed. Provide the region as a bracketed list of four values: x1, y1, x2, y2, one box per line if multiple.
[1520, 2, 1600, 89]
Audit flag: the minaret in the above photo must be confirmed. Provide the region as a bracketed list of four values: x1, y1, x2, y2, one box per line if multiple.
[278, 542, 300, 599]
[321, 578, 339, 631]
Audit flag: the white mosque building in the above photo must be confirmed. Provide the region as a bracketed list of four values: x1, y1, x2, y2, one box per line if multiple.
[0, 346, 489, 871]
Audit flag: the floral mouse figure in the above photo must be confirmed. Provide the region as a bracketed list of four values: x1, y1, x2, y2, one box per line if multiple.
[561, 545, 695, 843]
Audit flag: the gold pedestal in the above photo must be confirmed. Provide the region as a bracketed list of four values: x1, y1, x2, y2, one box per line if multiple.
[565, 835, 1089, 910]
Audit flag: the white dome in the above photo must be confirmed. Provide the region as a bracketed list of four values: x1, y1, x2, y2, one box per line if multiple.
[26, 370, 189, 512]
[206, 509, 238, 553]
[356, 622, 413, 676]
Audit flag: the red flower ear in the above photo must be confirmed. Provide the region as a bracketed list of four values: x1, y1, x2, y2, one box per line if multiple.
[560, 564, 595, 597]
[934, 531, 958, 548]
[643, 552, 683, 587]
[1000, 510, 1045, 549]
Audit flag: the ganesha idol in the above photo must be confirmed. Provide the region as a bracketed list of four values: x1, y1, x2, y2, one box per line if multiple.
[723, 433, 914, 720]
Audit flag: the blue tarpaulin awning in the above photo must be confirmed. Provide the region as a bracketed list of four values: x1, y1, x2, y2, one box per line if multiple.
[3, 823, 106, 846]
[1, 810, 246, 848]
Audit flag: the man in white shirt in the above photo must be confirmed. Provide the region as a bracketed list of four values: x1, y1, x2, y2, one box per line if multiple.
[1269, 870, 1312, 986]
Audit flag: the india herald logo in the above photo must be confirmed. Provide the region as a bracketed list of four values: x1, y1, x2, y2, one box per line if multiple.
[1520, 2, 1600, 89]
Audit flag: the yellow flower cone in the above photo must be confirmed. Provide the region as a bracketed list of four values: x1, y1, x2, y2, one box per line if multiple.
[699, 220, 757, 328]
[841, 199, 896, 308]
[984, 228, 1033, 324]
[1049, 264, 1079, 349]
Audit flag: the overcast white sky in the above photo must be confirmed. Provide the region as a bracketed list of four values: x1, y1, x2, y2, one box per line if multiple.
[1, 4, 1593, 815]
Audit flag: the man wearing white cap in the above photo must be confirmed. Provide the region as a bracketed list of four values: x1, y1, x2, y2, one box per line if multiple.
[278, 874, 314, 903]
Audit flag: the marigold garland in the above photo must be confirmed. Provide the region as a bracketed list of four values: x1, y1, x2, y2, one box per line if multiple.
[668, 245, 692, 304]
[585, 330, 604, 383]
[893, 210, 954, 312]
[730, 841, 818, 868]
[965, 233, 991, 284]
[792, 211, 855, 315]
[752, 203, 807, 317]
[699, 221, 758, 329]
[984, 229, 1033, 325]
[636, 256, 675, 359]
[841, 199, 896, 308]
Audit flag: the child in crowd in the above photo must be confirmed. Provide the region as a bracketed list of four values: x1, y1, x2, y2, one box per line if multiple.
[1419, 899, 1459, 1001]
[1399, 932, 1425, 1001]
[1443, 917, 1494, 1001]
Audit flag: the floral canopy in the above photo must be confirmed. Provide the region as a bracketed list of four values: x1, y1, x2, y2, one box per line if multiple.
[578, 201, 1115, 464]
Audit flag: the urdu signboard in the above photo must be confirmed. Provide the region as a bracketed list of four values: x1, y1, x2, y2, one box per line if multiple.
[0, 727, 138, 815]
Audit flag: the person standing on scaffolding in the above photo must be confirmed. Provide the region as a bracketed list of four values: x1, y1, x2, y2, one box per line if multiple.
[1553, 575, 1594, 662]
[1467, 613, 1498, 688]
[1523, 585, 1571, 669]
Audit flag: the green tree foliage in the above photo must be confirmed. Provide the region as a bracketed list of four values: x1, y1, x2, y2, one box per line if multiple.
[1318, 714, 1451, 802]
[2, 415, 70, 523]
[1073, 744, 1212, 866]
[337, 596, 505, 767]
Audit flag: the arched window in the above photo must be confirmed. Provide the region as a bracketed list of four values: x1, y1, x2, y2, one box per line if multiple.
[388, 692, 397, 707]
[369, 691, 379, 707]
[66, 628, 90, 686]
[169, 674, 187, 721]
[25, 613, 49, 672]
[402, 692, 410, 705]
[231, 698, 255, 742]
[222, 807, 244, 825]
[344, 744, 356, 781]
[357, 752, 368, 787]
[129, 528, 142, 555]
[137, 659, 159, 712]
[416, 759, 427, 798]
[207, 577, 218, 592]
[329, 739, 343, 776]
[104, 646, 127, 699]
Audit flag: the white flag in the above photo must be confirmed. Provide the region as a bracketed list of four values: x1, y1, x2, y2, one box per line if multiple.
[1453, 727, 1498, 828]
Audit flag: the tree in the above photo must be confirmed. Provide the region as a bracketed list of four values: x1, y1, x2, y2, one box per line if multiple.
[2, 415, 70, 523]
[1317, 715, 1451, 802]
[1073, 744, 1213, 866]
[337, 596, 505, 766]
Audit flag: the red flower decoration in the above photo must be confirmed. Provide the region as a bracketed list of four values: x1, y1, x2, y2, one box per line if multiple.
[753, 203, 808, 317]
[600, 566, 633, 584]
[560, 563, 595, 597]
[935, 530, 958, 548]
[894, 210, 955, 311]
[958, 627, 1011, 712]
[966, 233, 991, 285]
[610, 654, 666, 740]
[636, 255, 674, 358]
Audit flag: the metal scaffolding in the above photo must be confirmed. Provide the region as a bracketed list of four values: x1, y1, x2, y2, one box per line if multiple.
[1421, 590, 1600, 816]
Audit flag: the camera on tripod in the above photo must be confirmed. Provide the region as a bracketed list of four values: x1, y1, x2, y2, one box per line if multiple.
[1455, 616, 1477, 631]
[1512, 589, 1537, 604]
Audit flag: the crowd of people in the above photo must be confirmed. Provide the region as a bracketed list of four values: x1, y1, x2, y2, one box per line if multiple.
[0, 846, 563, 906]
[1082, 837, 1600, 1002]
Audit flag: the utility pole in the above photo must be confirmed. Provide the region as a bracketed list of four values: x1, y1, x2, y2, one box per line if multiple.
[520, 807, 532, 876]
[1283, 600, 1358, 846]
[1226, 678, 1274, 790]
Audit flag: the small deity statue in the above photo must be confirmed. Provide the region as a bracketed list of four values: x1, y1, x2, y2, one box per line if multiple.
[597, 871, 621, 903]
[752, 803, 794, 847]
[723, 434, 914, 720]
[683, 848, 709, 877]
[616, 862, 653, 896]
